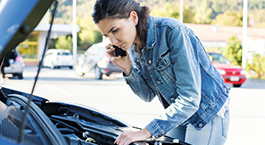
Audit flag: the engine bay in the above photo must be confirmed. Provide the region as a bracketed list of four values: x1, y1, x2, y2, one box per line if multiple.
[0, 87, 190, 145]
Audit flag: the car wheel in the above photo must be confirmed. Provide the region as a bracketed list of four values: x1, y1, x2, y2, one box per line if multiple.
[13, 73, 23, 79]
[95, 65, 103, 80]
[69, 66, 73, 69]
[50, 63, 55, 69]
[233, 84, 242, 87]
[106, 73, 111, 77]
[18, 73, 23, 79]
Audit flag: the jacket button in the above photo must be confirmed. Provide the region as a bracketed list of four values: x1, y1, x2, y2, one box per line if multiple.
[157, 81, 160, 84]
[148, 60, 152, 64]
[198, 123, 203, 128]
[170, 97, 175, 101]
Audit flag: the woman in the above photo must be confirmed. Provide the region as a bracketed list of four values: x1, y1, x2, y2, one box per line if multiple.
[92, 0, 230, 145]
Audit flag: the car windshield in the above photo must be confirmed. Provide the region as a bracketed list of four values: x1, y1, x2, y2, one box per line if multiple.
[208, 53, 230, 64]
[58, 52, 71, 55]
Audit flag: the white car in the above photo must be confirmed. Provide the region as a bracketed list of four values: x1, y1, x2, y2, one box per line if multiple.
[43, 49, 74, 69]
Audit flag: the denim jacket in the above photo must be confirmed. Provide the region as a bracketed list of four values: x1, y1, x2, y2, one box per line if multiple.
[123, 16, 230, 138]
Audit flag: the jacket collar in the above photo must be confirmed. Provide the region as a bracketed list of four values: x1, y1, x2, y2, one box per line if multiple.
[145, 15, 157, 49]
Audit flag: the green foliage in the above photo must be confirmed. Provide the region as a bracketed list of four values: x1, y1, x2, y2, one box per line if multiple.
[52, 0, 265, 53]
[150, 2, 179, 18]
[77, 15, 102, 47]
[245, 54, 265, 78]
[221, 35, 242, 66]
[210, 0, 243, 15]
[252, 9, 265, 28]
[204, 46, 222, 53]
[193, 0, 213, 24]
[55, 35, 72, 52]
[183, 6, 195, 23]
[212, 10, 243, 26]
[149, 1, 195, 23]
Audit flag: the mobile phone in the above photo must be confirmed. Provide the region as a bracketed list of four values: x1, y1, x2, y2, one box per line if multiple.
[113, 45, 126, 57]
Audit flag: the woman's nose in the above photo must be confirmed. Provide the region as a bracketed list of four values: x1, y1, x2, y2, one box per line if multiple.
[109, 36, 118, 45]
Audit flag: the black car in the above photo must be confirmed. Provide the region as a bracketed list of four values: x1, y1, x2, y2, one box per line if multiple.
[0, 0, 190, 144]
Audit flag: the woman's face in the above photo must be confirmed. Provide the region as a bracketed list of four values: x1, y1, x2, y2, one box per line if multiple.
[96, 11, 139, 51]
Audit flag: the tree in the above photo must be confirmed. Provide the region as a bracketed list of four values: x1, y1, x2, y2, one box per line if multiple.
[212, 10, 244, 26]
[245, 54, 265, 78]
[193, 0, 213, 24]
[55, 35, 72, 52]
[250, 9, 265, 28]
[183, 6, 195, 23]
[150, 2, 179, 18]
[78, 16, 102, 48]
[222, 35, 242, 66]
[149, 2, 195, 23]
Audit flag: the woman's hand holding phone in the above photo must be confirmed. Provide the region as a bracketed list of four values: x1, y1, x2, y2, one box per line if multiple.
[113, 45, 126, 57]
[106, 44, 132, 76]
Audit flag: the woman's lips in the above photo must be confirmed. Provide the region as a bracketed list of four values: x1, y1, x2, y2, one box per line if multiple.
[118, 44, 123, 48]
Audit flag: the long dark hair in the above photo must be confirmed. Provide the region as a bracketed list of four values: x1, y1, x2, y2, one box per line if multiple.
[92, 0, 150, 51]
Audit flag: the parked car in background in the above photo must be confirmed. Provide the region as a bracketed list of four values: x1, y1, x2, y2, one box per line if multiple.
[75, 41, 122, 80]
[4, 49, 24, 79]
[208, 52, 246, 87]
[43, 49, 74, 69]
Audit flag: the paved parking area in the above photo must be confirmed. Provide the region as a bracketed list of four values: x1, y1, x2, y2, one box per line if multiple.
[1, 66, 265, 145]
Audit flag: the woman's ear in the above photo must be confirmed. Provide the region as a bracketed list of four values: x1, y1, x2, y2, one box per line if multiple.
[129, 11, 139, 26]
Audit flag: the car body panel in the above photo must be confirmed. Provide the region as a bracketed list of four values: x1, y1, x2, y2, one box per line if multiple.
[208, 52, 246, 87]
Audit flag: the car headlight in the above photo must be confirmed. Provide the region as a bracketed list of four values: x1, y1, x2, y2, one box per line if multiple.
[217, 69, 226, 75]
[241, 70, 246, 75]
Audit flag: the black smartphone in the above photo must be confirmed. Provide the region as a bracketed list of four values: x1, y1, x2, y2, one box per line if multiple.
[113, 45, 126, 57]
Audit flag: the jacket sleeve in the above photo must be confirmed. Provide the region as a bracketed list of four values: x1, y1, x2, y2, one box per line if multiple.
[145, 25, 201, 137]
[123, 66, 156, 102]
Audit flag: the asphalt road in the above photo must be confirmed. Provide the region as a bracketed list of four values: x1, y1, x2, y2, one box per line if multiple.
[1, 66, 265, 145]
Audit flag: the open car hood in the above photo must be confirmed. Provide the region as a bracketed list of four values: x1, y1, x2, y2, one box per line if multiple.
[0, 0, 54, 62]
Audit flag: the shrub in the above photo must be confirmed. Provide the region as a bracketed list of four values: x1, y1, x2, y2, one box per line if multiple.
[245, 53, 265, 78]
[221, 35, 242, 66]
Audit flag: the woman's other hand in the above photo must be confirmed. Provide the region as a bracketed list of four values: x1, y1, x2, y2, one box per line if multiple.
[114, 127, 152, 145]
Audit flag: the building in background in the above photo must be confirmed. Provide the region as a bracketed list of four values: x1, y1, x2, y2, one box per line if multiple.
[186, 23, 265, 61]
[17, 11, 79, 66]
[186, 23, 265, 48]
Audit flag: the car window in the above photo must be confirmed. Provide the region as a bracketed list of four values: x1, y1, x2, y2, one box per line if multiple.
[45, 52, 53, 56]
[57, 52, 71, 55]
[208, 53, 230, 64]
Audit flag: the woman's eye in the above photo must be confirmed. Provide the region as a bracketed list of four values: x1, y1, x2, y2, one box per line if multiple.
[112, 29, 118, 34]
[103, 35, 109, 38]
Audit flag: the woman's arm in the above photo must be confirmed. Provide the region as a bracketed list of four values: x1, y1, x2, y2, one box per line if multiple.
[123, 65, 157, 102]
[106, 44, 157, 102]
[146, 25, 201, 137]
